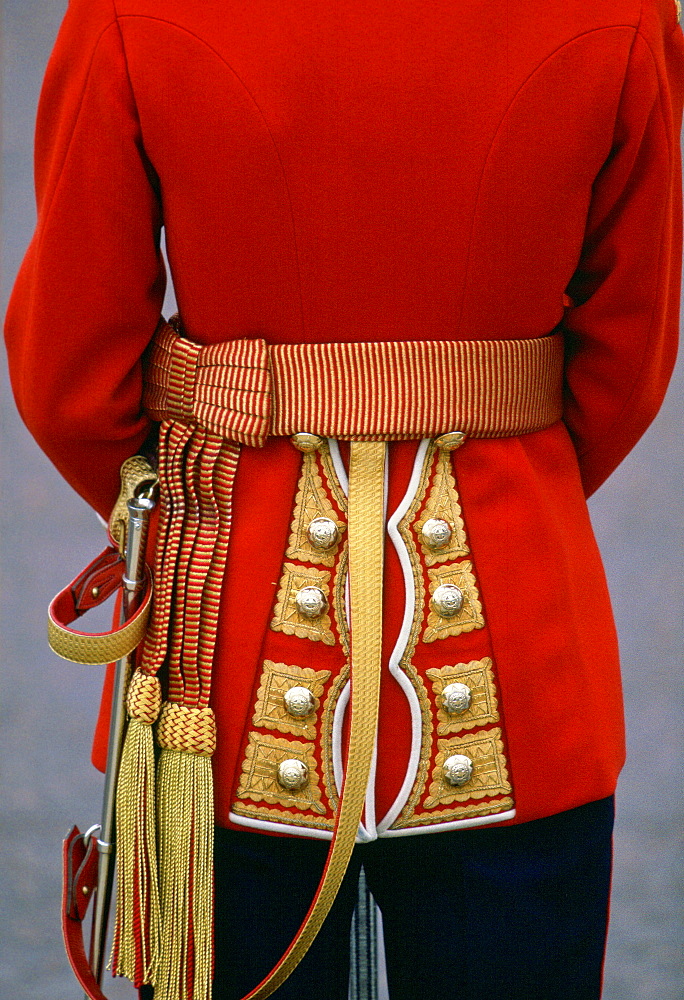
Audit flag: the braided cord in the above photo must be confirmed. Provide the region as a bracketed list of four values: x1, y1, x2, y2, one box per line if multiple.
[242, 441, 387, 999]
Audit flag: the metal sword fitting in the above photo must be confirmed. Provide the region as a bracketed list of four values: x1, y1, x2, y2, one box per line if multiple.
[88, 488, 155, 990]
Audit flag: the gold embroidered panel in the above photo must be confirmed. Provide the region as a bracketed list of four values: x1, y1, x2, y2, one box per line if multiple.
[235, 733, 326, 815]
[414, 447, 469, 565]
[387, 441, 516, 832]
[423, 562, 484, 642]
[252, 660, 331, 739]
[231, 803, 334, 833]
[393, 796, 515, 828]
[424, 729, 512, 808]
[426, 658, 500, 735]
[270, 563, 335, 645]
[247, 436, 516, 838]
[285, 444, 346, 568]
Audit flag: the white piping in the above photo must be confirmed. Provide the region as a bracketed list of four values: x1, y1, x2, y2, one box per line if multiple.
[332, 680, 350, 794]
[360, 733, 379, 842]
[229, 812, 333, 840]
[376, 439, 431, 835]
[228, 810, 383, 845]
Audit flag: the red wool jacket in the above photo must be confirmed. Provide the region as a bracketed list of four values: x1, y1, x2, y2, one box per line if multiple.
[5, 0, 683, 837]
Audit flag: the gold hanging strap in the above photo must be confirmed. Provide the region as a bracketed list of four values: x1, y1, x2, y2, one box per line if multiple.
[243, 440, 387, 999]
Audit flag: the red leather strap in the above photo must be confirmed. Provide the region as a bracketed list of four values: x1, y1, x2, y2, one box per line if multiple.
[49, 547, 124, 628]
[48, 547, 152, 665]
[69, 548, 124, 613]
[62, 826, 110, 1000]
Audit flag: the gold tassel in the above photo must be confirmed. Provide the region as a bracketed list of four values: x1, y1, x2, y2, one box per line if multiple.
[154, 703, 216, 1000]
[110, 671, 162, 985]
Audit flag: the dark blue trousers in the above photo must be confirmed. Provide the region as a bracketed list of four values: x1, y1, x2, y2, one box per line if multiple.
[143, 796, 614, 1000]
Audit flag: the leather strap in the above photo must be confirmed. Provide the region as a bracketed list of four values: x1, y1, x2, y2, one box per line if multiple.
[47, 546, 153, 664]
[62, 826, 109, 1000]
[244, 441, 387, 998]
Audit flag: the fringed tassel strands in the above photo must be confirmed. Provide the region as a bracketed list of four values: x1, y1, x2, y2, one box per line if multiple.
[110, 671, 162, 984]
[111, 419, 190, 987]
[155, 705, 217, 1000]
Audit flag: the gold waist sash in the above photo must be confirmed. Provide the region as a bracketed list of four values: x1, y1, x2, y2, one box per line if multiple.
[144, 319, 564, 445]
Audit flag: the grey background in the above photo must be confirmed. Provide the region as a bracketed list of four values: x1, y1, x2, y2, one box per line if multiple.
[2, 2, 682, 997]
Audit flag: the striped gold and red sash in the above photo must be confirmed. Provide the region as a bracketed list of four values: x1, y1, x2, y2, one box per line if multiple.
[144, 318, 564, 446]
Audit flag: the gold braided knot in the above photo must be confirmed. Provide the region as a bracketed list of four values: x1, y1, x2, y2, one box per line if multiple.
[157, 703, 217, 757]
[126, 671, 162, 725]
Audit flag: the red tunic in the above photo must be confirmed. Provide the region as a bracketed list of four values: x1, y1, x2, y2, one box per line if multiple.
[5, 0, 683, 835]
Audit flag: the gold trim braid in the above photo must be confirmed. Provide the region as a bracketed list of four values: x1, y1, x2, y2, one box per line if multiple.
[47, 573, 152, 665]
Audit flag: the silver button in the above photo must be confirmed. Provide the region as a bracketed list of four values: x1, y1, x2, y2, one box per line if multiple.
[431, 583, 464, 618]
[307, 517, 340, 551]
[443, 754, 473, 787]
[442, 682, 472, 715]
[291, 433, 324, 453]
[295, 586, 328, 619]
[277, 758, 309, 790]
[421, 518, 453, 551]
[284, 685, 315, 718]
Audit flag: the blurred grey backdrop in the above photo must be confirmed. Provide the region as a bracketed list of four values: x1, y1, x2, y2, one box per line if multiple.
[2, 2, 682, 998]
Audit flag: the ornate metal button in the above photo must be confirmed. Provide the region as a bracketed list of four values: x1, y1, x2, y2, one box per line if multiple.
[442, 682, 472, 715]
[291, 433, 324, 453]
[277, 758, 309, 790]
[430, 583, 464, 618]
[284, 685, 315, 718]
[295, 586, 328, 619]
[434, 431, 466, 452]
[307, 517, 340, 551]
[421, 518, 452, 551]
[443, 754, 473, 787]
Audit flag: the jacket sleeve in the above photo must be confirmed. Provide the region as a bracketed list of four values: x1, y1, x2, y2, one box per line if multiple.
[4, 0, 165, 519]
[562, 11, 684, 498]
